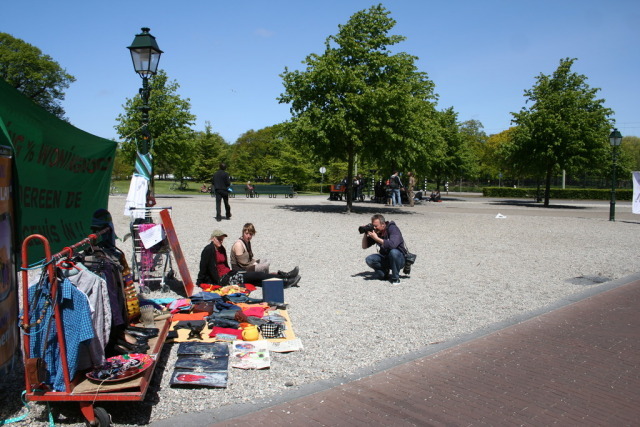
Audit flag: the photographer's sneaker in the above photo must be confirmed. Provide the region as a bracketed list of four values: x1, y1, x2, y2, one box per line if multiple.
[390, 278, 401, 286]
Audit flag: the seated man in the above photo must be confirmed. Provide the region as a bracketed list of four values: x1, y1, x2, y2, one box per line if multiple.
[429, 190, 441, 202]
[361, 214, 407, 285]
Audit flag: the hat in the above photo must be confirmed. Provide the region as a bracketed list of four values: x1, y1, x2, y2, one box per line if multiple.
[211, 229, 228, 238]
[91, 208, 117, 246]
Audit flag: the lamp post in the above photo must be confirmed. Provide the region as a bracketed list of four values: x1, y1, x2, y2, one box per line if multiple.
[609, 128, 622, 221]
[127, 27, 163, 156]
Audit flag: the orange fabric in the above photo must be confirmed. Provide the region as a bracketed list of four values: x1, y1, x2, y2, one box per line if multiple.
[172, 312, 208, 321]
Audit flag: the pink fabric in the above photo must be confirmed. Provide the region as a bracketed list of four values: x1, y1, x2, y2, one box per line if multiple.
[138, 223, 156, 287]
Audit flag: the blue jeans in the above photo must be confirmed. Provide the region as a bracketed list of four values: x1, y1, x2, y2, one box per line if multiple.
[392, 188, 402, 206]
[365, 249, 405, 281]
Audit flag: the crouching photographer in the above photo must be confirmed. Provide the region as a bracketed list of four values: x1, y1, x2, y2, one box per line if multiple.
[361, 214, 409, 285]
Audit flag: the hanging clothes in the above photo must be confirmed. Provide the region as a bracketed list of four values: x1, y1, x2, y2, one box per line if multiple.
[83, 250, 127, 329]
[27, 277, 94, 392]
[68, 264, 112, 364]
[124, 174, 149, 219]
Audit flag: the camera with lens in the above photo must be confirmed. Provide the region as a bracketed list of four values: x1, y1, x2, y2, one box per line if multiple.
[403, 252, 417, 275]
[358, 223, 375, 234]
[403, 262, 412, 275]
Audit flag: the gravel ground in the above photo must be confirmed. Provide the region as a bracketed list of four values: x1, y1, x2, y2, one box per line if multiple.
[2, 194, 639, 426]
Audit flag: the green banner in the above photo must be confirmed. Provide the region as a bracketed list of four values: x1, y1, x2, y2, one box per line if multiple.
[0, 78, 116, 263]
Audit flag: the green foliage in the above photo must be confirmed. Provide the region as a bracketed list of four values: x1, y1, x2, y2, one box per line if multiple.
[459, 119, 487, 180]
[114, 70, 196, 180]
[279, 4, 438, 210]
[0, 32, 75, 119]
[482, 186, 633, 201]
[421, 108, 476, 188]
[508, 58, 614, 206]
[111, 144, 133, 179]
[620, 136, 640, 174]
[229, 126, 281, 181]
[192, 122, 228, 182]
[274, 138, 315, 187]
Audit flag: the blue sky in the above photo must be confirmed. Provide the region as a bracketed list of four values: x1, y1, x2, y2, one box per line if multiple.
[2, 0, 639, 143]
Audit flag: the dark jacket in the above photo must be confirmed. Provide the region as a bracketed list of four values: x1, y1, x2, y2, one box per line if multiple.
[365, 221, 407, 256]
[388, 174, 402, 189]
[196, 242, 229, 285]
[212, 169, 231, 192]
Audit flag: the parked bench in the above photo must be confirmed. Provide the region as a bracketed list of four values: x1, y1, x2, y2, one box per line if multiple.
[228, 184, 254, 198]
[228, 184, 296, 198]
[256, 184, 296, 198]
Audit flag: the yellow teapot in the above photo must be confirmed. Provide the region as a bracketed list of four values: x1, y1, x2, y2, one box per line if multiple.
[241, 325, 259, 341]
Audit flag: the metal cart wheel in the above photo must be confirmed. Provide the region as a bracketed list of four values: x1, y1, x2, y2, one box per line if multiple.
[84, 406, 111, 427]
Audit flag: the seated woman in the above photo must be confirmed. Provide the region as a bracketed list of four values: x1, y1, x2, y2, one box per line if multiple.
[196, 229, 300, 288]
[231, 223, 298, 277]
[429, 190, 441, 202]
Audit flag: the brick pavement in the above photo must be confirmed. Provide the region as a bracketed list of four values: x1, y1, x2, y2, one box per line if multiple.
[209, 279, 640, 426]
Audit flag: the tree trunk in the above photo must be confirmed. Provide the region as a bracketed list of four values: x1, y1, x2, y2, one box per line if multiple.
[346, 148, 354, 213]
[544, 165, 552, 207]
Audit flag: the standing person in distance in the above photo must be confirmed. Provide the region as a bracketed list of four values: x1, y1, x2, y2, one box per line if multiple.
[212, 162, 231, 222]
[406, 172, 416, 207]
[389, 171, 403, 207]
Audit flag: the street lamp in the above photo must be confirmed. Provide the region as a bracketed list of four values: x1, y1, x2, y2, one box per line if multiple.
[127, 27, 163, 156]
[609, 128, 623, 221]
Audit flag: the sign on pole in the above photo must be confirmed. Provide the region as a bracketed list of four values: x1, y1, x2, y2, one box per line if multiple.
[319, 167, 326, 193]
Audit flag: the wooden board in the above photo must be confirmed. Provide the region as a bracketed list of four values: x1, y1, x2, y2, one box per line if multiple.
[160, 209, 194, 297]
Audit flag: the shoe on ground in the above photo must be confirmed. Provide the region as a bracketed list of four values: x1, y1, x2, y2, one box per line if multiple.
[215, 217, 222, 222]
[278, 266, 299, 279]
[284, 275, 301, 288]
[390, 278, 401, 286]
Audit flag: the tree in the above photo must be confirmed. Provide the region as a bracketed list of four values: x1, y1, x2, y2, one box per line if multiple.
[230, 126, 281, 182]
[279, 4, 438, 211]
[273, 137, 315, 189]
[486, 128, 518, 182]
[508, 58, 614, 206]
[192, 122, 228, 183]
[459, 119, 487, 181]
[0, 32, 75, 119]
[620, 136, 640, 174]
[114, 70, 196, 181]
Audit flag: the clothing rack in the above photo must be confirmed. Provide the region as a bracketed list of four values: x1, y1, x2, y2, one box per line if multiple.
[20, 228, 171, 426]
[21, 228, 111, 394]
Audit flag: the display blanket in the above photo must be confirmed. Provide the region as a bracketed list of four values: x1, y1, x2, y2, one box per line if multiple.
[0, 78, 117, 263]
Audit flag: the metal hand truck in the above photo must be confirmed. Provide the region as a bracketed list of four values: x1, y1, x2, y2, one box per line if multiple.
[128, 207, 174, 292]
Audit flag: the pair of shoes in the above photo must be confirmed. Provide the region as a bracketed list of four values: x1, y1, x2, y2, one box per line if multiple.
[115, 338, 149, 354]
[278, 266, 299, 279]
[283, 275, 301, 288]
[125, 326, 159, 339]
[390, 278, 401, 286]
[124, 332, 149, 346]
